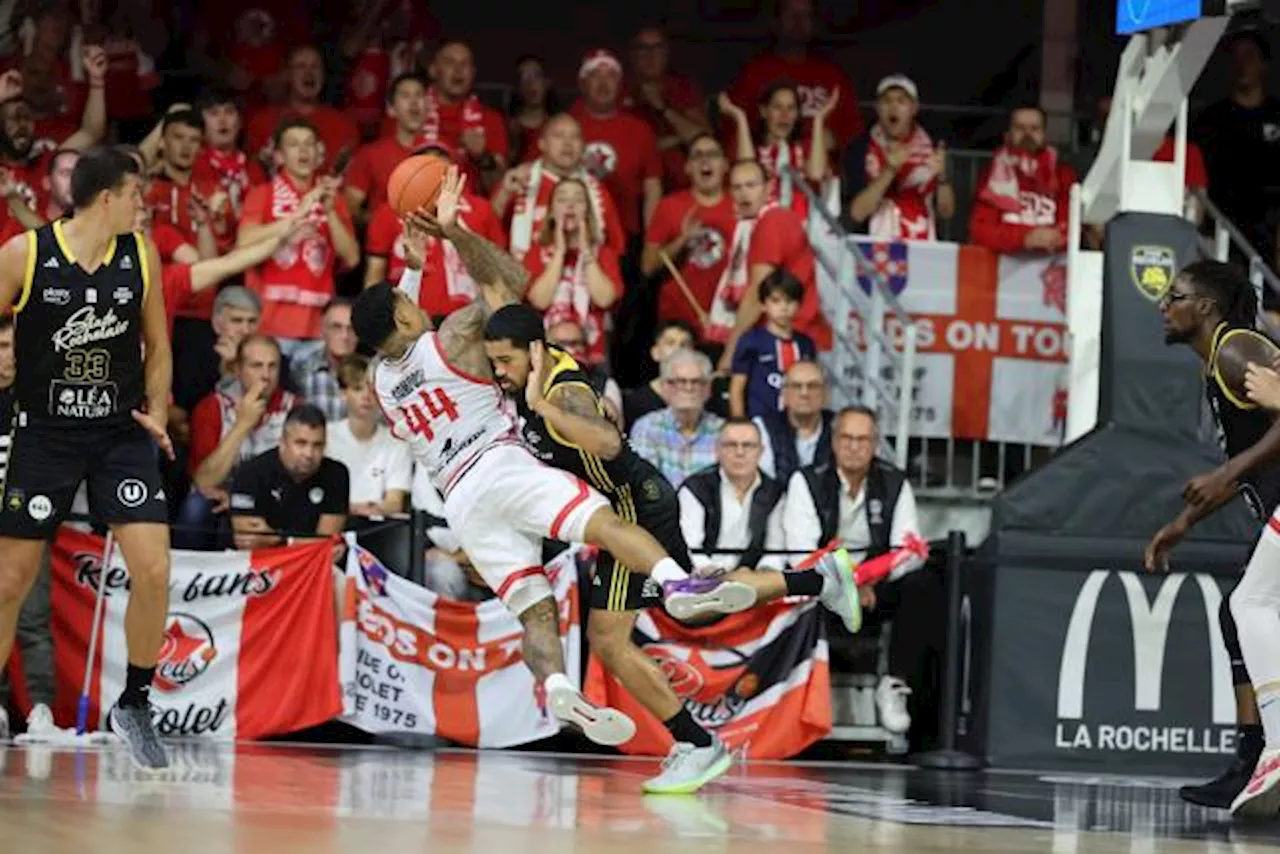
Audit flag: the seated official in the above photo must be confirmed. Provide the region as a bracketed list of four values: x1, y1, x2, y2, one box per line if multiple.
[755, 360, 834, 482]
[678, 418, 787, 576]
[230, 405, 350, 550]
[783, 405, 932, 739]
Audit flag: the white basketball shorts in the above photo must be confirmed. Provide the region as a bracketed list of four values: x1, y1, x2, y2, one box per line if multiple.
[443, 442, 609, 615]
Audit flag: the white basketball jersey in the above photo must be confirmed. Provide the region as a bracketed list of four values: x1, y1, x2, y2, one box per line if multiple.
[373, 332, 517, 494]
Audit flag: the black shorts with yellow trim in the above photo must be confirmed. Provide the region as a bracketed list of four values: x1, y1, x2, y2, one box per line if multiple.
[589, 472, 691, 612]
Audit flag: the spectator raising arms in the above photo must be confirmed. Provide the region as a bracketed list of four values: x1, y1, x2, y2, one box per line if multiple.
[968, 105, 1077, 254]
[245, 44, 360, 174]
[844, 75, 954, 241]
[720, 82, 837, 215]
[524, 178, 622, 367]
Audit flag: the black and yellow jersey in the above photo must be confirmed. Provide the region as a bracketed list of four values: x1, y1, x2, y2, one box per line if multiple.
[1206, 322, 1280, 520]
[515, 346, 664, 523]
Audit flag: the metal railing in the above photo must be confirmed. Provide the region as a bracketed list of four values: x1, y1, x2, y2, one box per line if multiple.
[1194, 188, 1280, 337]
[787, 167, 916, 469]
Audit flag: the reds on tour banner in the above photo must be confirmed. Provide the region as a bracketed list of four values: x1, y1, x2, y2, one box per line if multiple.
[825, 240, 1068, 446]
[339, 543, 582, 747]
[48, 528, 342, 739]
[584, 599, 830, 759]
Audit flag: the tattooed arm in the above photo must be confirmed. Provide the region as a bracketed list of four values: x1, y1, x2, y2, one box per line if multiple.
[443, 221, 529, 311]
[533, 381, 623, 461]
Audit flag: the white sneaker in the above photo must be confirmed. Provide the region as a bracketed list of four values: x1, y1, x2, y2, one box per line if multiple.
[642, 737, 733, 795]
[26, 703, 57, 736]
[546, 681, 636, 747]
[875, 675, 912, 734]
[0, 706, 9, 740]
[1232, 748, 1280, 817]
[814, 548, 861, 633]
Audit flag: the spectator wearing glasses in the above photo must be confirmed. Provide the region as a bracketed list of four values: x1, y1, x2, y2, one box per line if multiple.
[678, 418, 787, 576]
[629, 348, 724, 488]
[755, 360, 833, 482]
[544, 319, 624, 426]
[783, 405, 931, 737]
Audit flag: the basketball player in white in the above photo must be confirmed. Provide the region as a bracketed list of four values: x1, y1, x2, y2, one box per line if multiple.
[352, 167, 758, 756]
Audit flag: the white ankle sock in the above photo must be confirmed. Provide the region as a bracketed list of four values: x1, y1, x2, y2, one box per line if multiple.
[650, 557, 688, 585]
[544, 672, 575, 694]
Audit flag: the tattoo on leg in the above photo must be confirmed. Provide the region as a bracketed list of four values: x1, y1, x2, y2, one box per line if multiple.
[518, 598, 565, 682]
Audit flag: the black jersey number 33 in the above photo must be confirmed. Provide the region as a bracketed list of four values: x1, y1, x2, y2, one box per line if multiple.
[14, 223, 149, 428]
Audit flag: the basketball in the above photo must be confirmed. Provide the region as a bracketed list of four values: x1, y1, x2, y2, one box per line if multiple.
[387, 154, 449, 216]
[1216, 329, 1280, 404]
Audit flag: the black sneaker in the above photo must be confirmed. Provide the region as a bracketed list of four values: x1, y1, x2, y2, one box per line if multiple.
[1180, 751, 1259, 809]
[109, 703, 169, 770]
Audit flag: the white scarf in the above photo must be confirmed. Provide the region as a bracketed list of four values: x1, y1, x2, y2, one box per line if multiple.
[541, 246, 604, 362]
[706, 202, 775, 343]
[759, 141, 803, 210]
[509, 159, 608, 260]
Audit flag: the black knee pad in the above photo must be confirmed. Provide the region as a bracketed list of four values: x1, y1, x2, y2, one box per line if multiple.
[1219, 591, 1252, 685]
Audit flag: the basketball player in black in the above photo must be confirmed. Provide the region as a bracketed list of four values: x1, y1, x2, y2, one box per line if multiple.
[1145, 259, 1280, 808]
[0, 146, 173, 768]
[482, 304, 860, 793]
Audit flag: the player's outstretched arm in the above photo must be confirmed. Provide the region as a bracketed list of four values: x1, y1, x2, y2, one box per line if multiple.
[0, 231, 30, 312]
[441, 220, 530, 309]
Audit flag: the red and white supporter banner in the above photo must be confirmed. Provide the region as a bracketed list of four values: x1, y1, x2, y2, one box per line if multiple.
[47, 528, 342, 739]
[584, 599, 830, 759]
[339, 543, 582, 747]
[832, 240, 1068, 445]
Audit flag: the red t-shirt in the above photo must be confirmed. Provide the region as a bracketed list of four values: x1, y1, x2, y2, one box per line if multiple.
[569, 104, 661, 238]
[189, 386, 294, 476]
[747, 206, 831, 350]
[523, 244, 622, 366]
[379, 98, 509, 191]
[246, 105, 361, 175]
[366, 194, 507, 317]
[727, 52, 862, 150]
[240, 175, 356, 339]
[151, 222, 190, 262]
[624, 73, 705, 191]
[968, 161, 1079, 254]
[346, 136, 415, 213]
[161, 263, 194, 337]
[1, 150, 54, 221]
[147, 174, 224, 321]
[511, 118, 545, 166]
[95, 36, 160, 121]
[346, 48, 392, 131]
[1153, 136, 1209, 190]
[644, 190, 736, 331]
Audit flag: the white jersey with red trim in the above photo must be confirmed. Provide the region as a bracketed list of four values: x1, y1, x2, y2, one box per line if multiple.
[372, 331, 518, 494]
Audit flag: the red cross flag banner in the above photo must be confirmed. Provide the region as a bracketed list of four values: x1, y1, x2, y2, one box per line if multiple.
[338, 543, 583, 747]
[828, 239, 1068, 445]
[583, 599, 831, 759]
[45, 528, 342, 739]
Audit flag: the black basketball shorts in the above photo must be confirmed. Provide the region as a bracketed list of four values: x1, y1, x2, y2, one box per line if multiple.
[0, 419, 168, 540]
[590, 472, 692, 612]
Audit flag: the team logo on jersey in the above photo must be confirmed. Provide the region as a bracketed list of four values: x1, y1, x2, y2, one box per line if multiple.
[116, 478, 149, 508]
[119, 255, 133, 270]
[582, 141, 618, 179]
[687, 226, 726, 270]
[42, 256, 59, 269]
[5, 489, 23, 511]
[113, 287, 133, 304]
[51, 381, 119, 419]
[156, 613, 218, 692]
[641, 477, 661, 502]
[51, 306, 130, 351]
[1130, 245, 1175, 302]
[309, 487, 324, 504]
[27, 494, 52, 521]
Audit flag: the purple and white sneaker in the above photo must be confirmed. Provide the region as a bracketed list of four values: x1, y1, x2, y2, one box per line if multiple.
[662, 577, 757, 621]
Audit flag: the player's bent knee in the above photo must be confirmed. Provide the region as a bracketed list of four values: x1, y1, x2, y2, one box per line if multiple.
[582, 505, 624, 545]
[586, 612, 635, 660]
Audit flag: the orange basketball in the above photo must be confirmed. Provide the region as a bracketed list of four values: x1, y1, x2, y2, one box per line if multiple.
[387, 154, 449, 216]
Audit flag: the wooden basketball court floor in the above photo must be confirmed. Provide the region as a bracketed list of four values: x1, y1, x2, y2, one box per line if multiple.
[3, 741, 1280, 853]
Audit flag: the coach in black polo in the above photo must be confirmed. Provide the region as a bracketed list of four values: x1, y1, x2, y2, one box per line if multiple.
[229, 404, 350, 549]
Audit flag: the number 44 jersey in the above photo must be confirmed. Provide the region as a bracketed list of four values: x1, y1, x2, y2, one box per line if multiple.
[372, 331, 519, 496]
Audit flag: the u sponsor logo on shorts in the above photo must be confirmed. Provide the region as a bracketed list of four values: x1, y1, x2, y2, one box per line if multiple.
[116, 478, 148, 508]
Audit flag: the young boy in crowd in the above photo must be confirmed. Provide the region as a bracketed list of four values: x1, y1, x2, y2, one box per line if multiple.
[729, 270, 817, 417]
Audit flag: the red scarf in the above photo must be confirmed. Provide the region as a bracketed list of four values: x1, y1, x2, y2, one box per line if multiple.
[540, 246, 606, 365]
[706, 202, 776, 343]
[418, 87, 486, 148]
[757, 140, 805, 209]
[978, 145, 1061, 217]
[269, 173, 329, 277]
[204, 148, 255, 216]
[865, 123, 938, 241]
